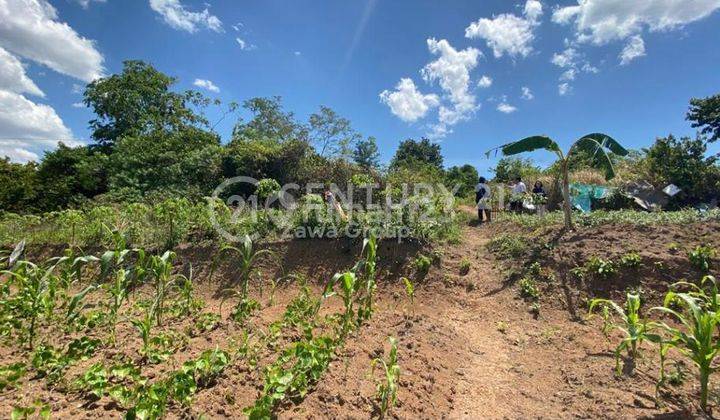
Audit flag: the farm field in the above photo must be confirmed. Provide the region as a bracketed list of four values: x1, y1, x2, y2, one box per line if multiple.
[1, 206, 718, 418]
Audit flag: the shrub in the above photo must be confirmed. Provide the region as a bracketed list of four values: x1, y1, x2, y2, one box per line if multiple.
[487, 234, 530, 259]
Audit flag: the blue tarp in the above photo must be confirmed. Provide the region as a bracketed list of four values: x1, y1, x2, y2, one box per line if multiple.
[569, 183, 612, 213]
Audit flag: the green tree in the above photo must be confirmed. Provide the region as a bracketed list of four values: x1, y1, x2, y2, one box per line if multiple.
[390, 138, 443, 171]
[491, 134, 628, 230]
[35, 144, 108, 211]
[353, 136, 380, 169]
[687, 93, 720, 143]
[0, 158, 37, 212]
[492, 157, 541, 183]
[643, 134, 719, 207]
[108, 127, 222, 199]
[309, 106, 360, 158]
[445, 165, 478, 197]
[232, 96, 307, 143]
[84, 60, 209, 147]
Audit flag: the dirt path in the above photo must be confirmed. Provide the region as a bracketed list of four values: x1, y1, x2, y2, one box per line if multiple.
[441, 221, 541, 418]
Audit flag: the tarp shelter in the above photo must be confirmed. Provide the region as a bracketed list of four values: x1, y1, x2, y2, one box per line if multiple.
[569, 183, 612, 213]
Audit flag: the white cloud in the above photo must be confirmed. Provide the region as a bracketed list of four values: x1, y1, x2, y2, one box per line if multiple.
[521, 86, 534, 100]
[465, 0, 543, 58]
[235, 37, 256, 51]
[75, 0, 106, 9]
[294, 51, 301, 56]
[0, 0, 105, 82]
[552, 0, 720, 45]
[619, 35, 646, 65]
[550, 47, 578, 68]
[379, 78, 440, 123]
[497, 102, 517, 113]
[550, 47, 598, 93]
[421, 38, 481, 138]
[0, 141, 39, 163]
[193, 78, 219, 92]
[0, 90, 78, 162]
[71, 101, 85, 108]
[231, 22, 243, 32]
[0, 47, 44, 97]
[149, 0, 223, 33]
[560, 68, 576, 81]
[477, 75, 493, 88]
[558, 82, 571, 96]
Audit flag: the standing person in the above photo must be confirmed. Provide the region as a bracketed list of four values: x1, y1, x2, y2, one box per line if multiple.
[324, 187, 348, 221]
[475, 177, 492, 224]
[532, 180, 547, 216]
[510, 176, 527, 213]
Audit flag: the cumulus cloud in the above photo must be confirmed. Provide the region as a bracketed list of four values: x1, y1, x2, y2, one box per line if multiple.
[149, 0, 223, 33]
[619, 35, 646, 65]
[0, 47, 44, 97]
[421, 38, 481, 132]
[465, 0, 543, 58]
[521, 86, 534, 100]
[380, 39, 483, 139]
[379, 78, 440, 123]
[0, 0, 105, 82]
[193, 78, 219, 92]
[552, 0, 720, 45]
[477, 75, 493, 88]
[0, 90, 77, 162]
[497, 102, 517, 113]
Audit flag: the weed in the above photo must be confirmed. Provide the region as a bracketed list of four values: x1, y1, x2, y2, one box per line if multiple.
[585, 257, 617, 279]
[619, 252, 642, 269]
[414, 255, 432, 277]
[486, 234, 530, 259]
[688, 245, 715, 272]
[519, 277, 539, 301]
[459, 258, 471, 276]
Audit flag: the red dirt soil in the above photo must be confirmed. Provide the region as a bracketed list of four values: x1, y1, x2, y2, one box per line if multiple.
[1, 216, 714, 418]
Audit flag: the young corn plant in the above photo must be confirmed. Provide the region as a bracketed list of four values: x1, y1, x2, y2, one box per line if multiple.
[588, 292, 660, 375]
[652, 278, 720, 412]
[211, 235, 277, 301]
[402, 277, 415, 314]
[355, 234, 378, 324]
[323, 271, 358, 337]
[106, 269, 131, 344]
[149, 251, 177, 327]
[173, 266, 202, 317]
[371, 337, 400, 419]
[688, 245, 716, 273]
[131, 309, 154, 359]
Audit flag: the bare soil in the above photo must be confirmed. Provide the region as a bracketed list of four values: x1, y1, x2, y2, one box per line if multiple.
[1, 214, 716, 418]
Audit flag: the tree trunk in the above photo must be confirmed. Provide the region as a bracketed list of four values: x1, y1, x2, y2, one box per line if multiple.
[561, 159, 573, 230]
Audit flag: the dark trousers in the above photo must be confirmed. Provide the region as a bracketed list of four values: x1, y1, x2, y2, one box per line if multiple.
[477, 208, 491, 223]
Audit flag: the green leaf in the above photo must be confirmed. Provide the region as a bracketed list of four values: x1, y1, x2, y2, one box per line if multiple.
[500, 136, 562, 157]
[578, 133, 628, 156]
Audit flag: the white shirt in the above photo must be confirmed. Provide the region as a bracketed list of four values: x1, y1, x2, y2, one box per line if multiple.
[475, 183, 491, 199]
[512, 182, 527, 194]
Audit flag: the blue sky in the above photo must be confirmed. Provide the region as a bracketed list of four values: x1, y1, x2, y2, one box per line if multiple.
[1, 0, 719, 177]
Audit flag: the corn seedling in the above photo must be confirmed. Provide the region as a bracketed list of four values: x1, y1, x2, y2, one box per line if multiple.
[106, 269, 131, 344]
[371, 337, 400, 419]
[402, 277, 415, 312]
[652, 279, 720, 412]
[323, 271, 358, 336]
[210, 235, 277, 301]
[588, 292, 660, 375]
[355, 234, 378, 324]
[149, 251, 177, 327]
[131, 309, 154, 359]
